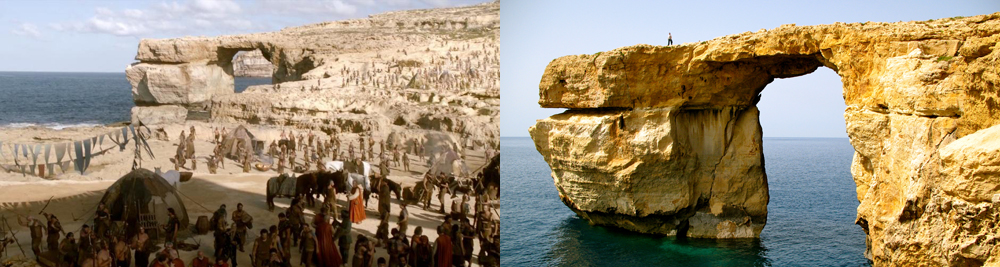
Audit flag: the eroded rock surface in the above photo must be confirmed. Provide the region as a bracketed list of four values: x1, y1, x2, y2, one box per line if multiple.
[232, 50, 273, 77]
[127, 2, 499, 148]
[530, 13, 1000, 266]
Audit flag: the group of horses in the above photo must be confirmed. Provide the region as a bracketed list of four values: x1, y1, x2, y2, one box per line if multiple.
[266, 154, 500, 212]
[265, 160, 400, 211]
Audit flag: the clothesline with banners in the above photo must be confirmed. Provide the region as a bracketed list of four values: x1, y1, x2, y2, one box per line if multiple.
[0, 125, 139, 178]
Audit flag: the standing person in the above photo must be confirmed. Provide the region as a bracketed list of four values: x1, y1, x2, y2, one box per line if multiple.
[459, 220, 474, 267]
[45, 212, 65, 253]
[432, 226, 451, 267]
[95, 203, 111, 240]
[436, 176, 449, 214]
[163, 208, 181, 245]
[375, 179, 391, 246]
[214, 258, 229, 267]
[176, 131, 187, 170]
[421, 176, 434, 211]
[232, 203, 250, 252]
[333, 212, 352, 266]
[187, 126, 197, 170]
[60, 232, 79, 267]
[113, 237, 131, 267]
[397, 203, 409, 243]
[351, 235, 372, 267]
[449, 228, 463, 267]
[298, 225, 316, 267]
[668, 32, 673, 45]
[349, 184, 366, 224]
[286, 199, 304, 246]
[252, 229, 271, 267]
[96, 242, 113, 267]
[133, 228, 151, 267]
[313, 211, 343, 267]
[18, 215, 46, 260]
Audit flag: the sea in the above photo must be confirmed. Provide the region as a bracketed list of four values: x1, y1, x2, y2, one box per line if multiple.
[0, 72, 271, 128]
[500, 137, 872, 267]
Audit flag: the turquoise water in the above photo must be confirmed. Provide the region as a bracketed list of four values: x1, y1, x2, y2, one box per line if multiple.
[0, 72, 270, 128]
[500, 137, 871, 266]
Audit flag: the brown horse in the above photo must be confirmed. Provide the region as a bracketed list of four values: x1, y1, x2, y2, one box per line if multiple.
[294, 170, 347, 207]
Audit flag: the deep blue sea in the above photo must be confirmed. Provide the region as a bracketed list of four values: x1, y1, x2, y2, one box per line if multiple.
[0, 72, 270, 128]
[500, 137, 871, 267]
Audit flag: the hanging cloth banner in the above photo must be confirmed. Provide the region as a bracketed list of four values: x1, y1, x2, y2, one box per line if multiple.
[98, 134, 106, 150]
[21, 144, 28, 158]
[29, 144, 38, 167]
[82, 139, 92, 174]
[38, 164, 45, 177]
[55, 143, 67, 163]
[44, 144, 52, 165]
[90, 137, 98, 151]
[74, 141, 84, 173]
[60, 161, 71, 173]
[121, 127, 130, 151]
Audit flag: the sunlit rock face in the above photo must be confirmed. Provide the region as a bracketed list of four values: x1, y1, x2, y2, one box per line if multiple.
[530, 13, 1000, 266]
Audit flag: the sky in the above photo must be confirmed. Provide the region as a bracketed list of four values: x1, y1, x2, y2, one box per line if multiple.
[0, 0, 489, 73]
[501, 0, 1000, 138]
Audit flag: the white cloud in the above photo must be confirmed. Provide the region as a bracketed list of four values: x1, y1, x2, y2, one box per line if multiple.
[47, 0, 486, 38]
[11, 22, 42, 39]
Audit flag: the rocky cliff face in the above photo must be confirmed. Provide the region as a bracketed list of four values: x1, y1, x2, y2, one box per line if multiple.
[126, 2, 499, 149]
[530, 13, 1000, 266]
[232, 50, 273, 77]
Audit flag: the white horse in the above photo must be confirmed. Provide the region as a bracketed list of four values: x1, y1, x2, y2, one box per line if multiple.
[325, 160, 371, 192]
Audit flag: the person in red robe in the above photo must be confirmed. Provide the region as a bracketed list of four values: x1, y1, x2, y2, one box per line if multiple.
[313, 212, 343, 267]
[349, 184, 366, 224]
[433, 226, 452, 267]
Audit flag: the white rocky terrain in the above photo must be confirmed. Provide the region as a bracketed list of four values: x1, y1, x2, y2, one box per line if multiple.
[126, 1, 499, 151]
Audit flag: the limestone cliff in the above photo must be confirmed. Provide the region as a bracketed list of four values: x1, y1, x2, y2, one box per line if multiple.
[127, 2, 499, 149]
[530, 13, 1000, 266]
[232, 50, 273, 77]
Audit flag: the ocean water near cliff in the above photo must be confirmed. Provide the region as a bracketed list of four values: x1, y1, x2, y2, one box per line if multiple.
[0, 72, 270, 128]
[500, 137, 872, 266]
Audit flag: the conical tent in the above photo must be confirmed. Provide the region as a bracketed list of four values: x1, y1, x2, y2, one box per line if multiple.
[221, 125, 257, 159]
[99, 168, 189, 240]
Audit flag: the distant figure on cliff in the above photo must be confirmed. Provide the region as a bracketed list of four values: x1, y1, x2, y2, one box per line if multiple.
[668, 33, 673, 45]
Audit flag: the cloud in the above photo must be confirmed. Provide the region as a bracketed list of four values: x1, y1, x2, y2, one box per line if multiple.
[48, 0, 487, 38]
[11, 22, 42, 39]
[258, 0, 359, 16]
[51, 0, 254, 37]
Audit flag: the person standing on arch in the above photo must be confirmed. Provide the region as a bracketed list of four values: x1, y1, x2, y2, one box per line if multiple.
[668, 32, 673, 45]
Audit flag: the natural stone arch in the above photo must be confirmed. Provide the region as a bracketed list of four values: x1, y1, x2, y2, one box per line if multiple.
[530, 13, 1000, 266]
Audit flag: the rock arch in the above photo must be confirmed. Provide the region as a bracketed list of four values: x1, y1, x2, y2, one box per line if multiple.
[529, 13, 1000, 265]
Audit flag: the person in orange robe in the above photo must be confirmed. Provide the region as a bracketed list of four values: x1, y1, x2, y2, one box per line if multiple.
[349, 184, 366, 224]
[433, 226, 452, 267]
[313, 212, 343, 267]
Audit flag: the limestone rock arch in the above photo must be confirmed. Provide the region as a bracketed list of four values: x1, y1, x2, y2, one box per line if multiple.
[529, 13, 1000, 266]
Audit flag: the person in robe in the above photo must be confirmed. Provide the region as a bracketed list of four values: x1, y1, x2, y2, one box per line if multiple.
[232, 203, 250, 252]
[61, 232, 79, 267]
[176, 131, 187, 170]
[45, 212, 65, 253]
[349, 184, 366, 224]
[313, 210, 343, 267]
[190, 251, 211, 267]
[187, 126, 197, 170]
[333, 212, 352, 267]
[432, 226, 451, 267]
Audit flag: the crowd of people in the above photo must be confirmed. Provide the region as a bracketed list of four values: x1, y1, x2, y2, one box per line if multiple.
[13, 125, 499, 267]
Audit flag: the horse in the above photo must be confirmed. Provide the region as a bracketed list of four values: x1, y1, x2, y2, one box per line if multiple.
[265, 173, 297, 211]
[369, 175, 403, 202]
[292, 170, 347, 207]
